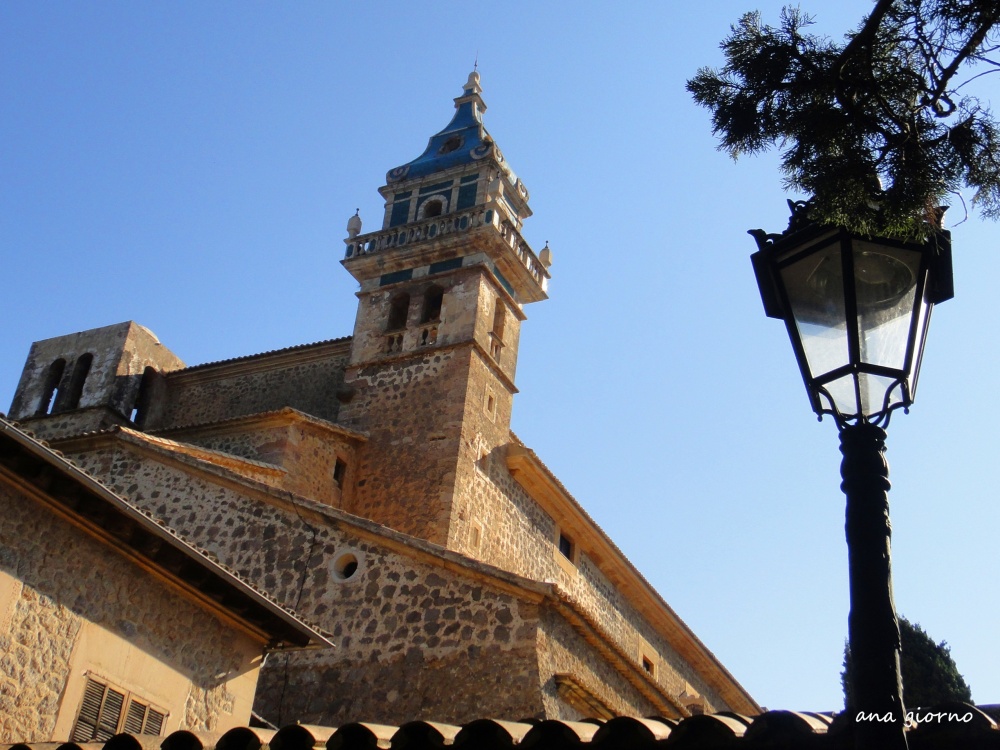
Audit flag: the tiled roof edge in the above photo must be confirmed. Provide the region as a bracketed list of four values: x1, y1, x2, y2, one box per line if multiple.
[55, 704, 998, 750]
[0, 417, 331, 649]
[116, 426, 286, 476]
[151, 406, 369, 442]
[53, 427, 556, 605]
[173, 336, 352, 374]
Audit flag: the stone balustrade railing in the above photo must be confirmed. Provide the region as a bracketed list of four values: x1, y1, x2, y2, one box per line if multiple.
[345, 206, 548, 289]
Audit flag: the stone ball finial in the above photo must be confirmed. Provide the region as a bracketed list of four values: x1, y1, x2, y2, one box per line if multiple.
[347, 209, 362, 239]
[464, 70, 483, 96]
[539, 241, 553, 267]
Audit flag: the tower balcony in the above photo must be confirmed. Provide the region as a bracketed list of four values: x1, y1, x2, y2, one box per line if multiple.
[343, 205, 550, 304]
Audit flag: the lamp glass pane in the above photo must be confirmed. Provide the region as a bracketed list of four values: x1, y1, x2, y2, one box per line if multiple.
[909, 289, 933, 399]
[858, 372, 902, 416]
[823, 373, 860, 418]
[853, 241, 922, 370]
[781, 242, 849, 380]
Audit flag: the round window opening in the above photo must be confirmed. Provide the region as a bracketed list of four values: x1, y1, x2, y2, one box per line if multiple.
[334, 553, 359, 580]
[439, 136, 463, 154]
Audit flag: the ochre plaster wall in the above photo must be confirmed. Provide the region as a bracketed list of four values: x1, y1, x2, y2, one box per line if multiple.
[0, 482, 262, 742]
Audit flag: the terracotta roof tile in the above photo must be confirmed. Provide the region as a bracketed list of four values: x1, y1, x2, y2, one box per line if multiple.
[12, 703, 1000, 750]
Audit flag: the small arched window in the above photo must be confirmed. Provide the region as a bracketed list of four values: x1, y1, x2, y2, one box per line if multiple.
[387, 293, 410, 331]
[421, 285, 443, 323]
[63, 353, 93, 410]
[37, 358, 66, 415]
[420, 196, 446, 219]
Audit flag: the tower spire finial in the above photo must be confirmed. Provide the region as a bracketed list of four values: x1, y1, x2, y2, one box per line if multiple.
[473, 53, 478, 73]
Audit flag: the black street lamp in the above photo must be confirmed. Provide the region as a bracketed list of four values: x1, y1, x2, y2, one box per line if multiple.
[749, 201, 954, 750]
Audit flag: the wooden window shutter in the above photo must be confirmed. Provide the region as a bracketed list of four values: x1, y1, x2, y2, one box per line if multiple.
[71, 676, 167, 740]
[70, 678, 125, 742]
[144, 707, 166, 735]
[123, 698, 166, 735]
[123, 700, 148, 734]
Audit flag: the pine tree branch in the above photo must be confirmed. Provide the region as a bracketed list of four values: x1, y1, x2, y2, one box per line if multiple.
[923, 7, 1000, 107]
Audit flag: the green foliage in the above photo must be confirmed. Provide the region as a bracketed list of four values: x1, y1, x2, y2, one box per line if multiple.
[842, 616, 973, 708]
[687, 1, 1000, 238]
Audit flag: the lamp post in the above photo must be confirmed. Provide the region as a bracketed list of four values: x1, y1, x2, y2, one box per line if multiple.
[749, 201, 954, 750]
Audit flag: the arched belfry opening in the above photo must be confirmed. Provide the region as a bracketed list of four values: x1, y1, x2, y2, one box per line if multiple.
[37, 358, 66, 415]
[387, 293, 410, 331]
[131, 366, 158, 428]
[421, 285, 443, 324]
[63, 353, 93, 411]
[419, 197, 446, 219]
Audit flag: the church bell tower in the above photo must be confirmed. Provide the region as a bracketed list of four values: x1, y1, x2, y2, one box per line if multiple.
[337, 71, 552, 550]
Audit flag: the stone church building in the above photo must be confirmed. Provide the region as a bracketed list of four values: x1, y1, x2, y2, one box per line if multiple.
[4, 72, 757, 733]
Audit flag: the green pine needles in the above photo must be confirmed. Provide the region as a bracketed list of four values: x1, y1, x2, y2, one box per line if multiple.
[687, 1, 1000, 238]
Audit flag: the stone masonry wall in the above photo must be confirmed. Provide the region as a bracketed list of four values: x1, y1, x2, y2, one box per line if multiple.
[69, 446, 315, 608]
[335, 266, 521, 549]
[9, 322, 185, 426]
[337, 349, 468, 546]
[0, 482, 257, 741]
[470, 274, 522, 386]
[65, 441, 547, 724]
[447, 350, 536, 566]
[258, 546, 545, 726]
[14, 408, 126, 443]
[431, 349, 728, 712]
[347, 268, 482, 368]
[537, 607, 660, 719]
[171, 419, 360, 510]
[457, 451, 727, 712]
[66, 435, 729, 720]
[156, 342, 350, 430]
[335, 261, 731, 713]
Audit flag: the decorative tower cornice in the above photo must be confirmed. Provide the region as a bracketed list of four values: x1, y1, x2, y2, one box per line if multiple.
[342, 72, 551, 306]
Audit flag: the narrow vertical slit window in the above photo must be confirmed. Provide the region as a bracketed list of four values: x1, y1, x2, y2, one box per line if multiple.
[333, 458, 347, 488]
[492, 298, 505, 339]
[642, 656, 655, 676]
[490, 298, 505, 361]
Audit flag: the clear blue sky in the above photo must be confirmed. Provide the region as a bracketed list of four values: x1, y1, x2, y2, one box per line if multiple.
[3, 2, 998, 713]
